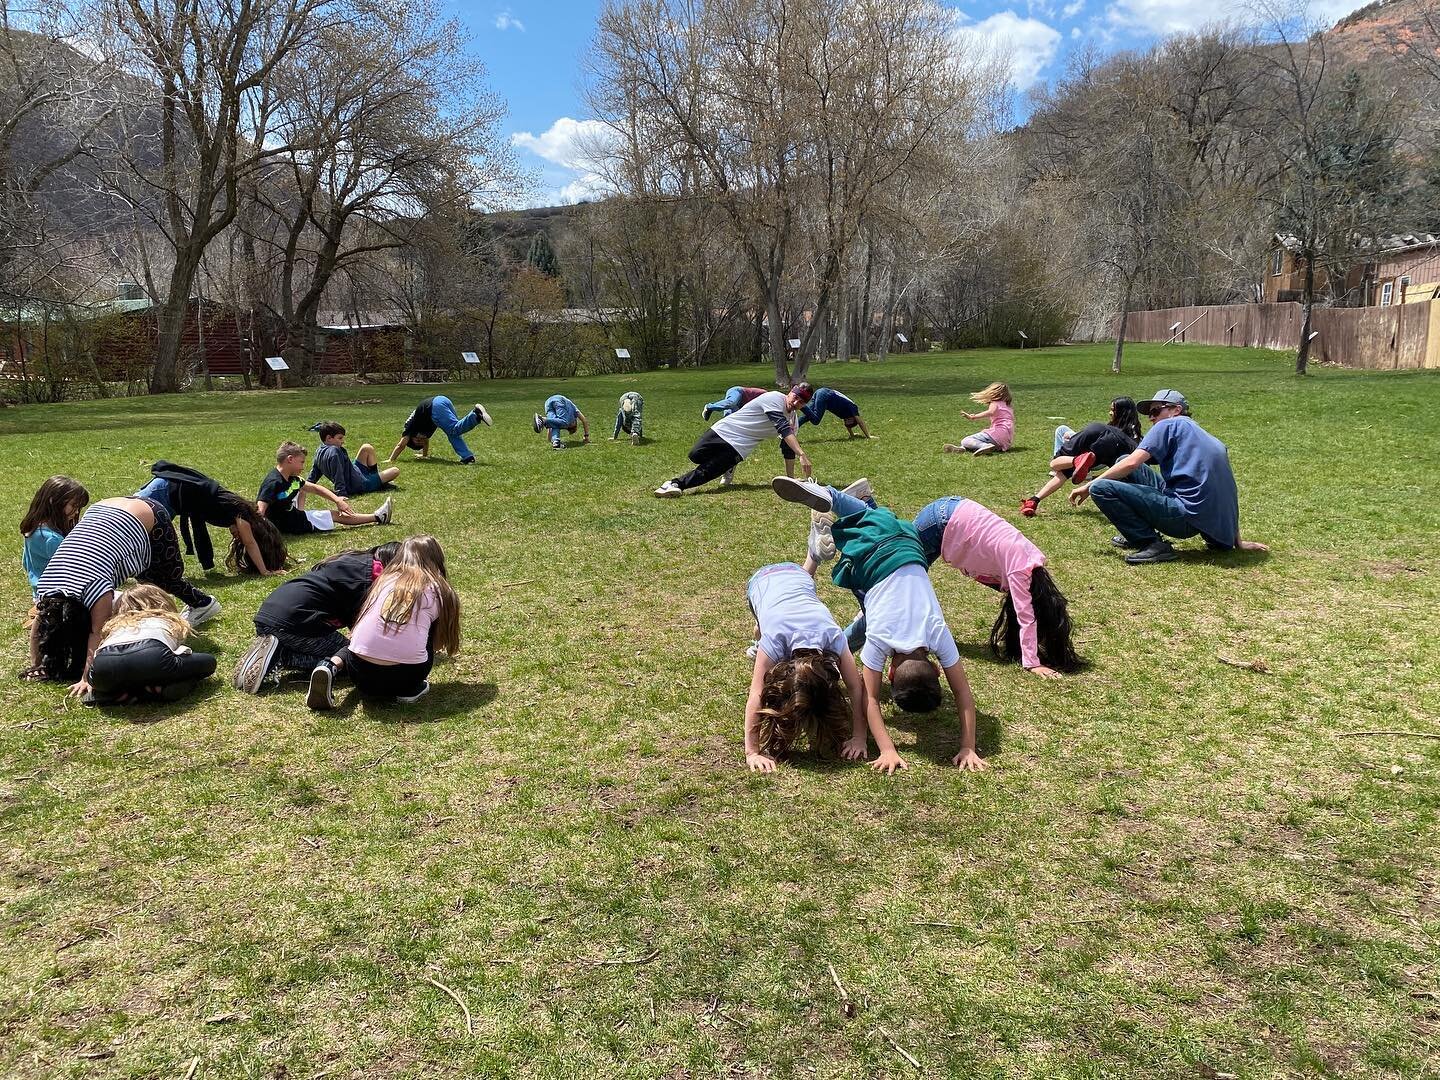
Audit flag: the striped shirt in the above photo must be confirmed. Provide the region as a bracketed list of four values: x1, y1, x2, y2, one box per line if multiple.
[35, 504, 151, 609]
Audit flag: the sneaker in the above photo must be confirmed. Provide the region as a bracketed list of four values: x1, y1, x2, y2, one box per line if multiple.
[1070, 452, 1097, 484]
[719, 468, 735, 486]
[532, 413, 543, 434]
[1125, 540, 1178, 565]
[373, 496, 393, 525]
[396, 680, 430, 704]
[182, 596, 221, 629]
[630, 432, 642, 446]
[771, 475, 833, 512]
[701, 406, 711, 422]
[233, 635, 280, 694]
[551, 441, 565, 450]
[654, 481, 683, 498]
[459, 456, 475, 465]
[943, 443, 964, 453]
[306, 659, 339, 710]
[808, 511, 837, 563]
[1110, 535, 1141, 549]
[1020, 497, 1039, 517]
[744, 641, 759, 659]
[473, 403, 493, 427]
[841, 477, 873, 504]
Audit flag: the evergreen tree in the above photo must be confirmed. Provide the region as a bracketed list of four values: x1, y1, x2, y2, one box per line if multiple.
[527, 231, 559, 276]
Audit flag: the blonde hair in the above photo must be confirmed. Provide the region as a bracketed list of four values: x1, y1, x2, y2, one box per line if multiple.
[970, 381, 1012, 405]
[101, 584, 190, 641]
[359, 535, 461, 655]
[276, 440, 307, 463]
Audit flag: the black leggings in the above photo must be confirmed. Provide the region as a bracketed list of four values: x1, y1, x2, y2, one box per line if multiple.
[136, 499, 212, 609]
[88, 640, 216, 703]
[340, 648, 432, 699]
[673, 430, 744, 490]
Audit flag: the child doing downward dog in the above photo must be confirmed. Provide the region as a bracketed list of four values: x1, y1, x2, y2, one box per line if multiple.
[945, 382, 1014, 456]
[306, 535, 460, 710]
[86, 584, 217, 704]
[772, 478, 985, 772]
[743, 562, 890, 773]
[21, 476, 89, 593]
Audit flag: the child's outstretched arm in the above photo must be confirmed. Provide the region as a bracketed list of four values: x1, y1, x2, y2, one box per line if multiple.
[68, 592, 114, 698]
[301, 480, 352, 515]
[743, 651, 778, 773]
[859, 665, 907, 775]
[578, 412, 590, 442]
[940, 659, 985, 771]
[388, 436, 409, 463]
[611, 409, 623, 439]
[837, 648, 871, 762]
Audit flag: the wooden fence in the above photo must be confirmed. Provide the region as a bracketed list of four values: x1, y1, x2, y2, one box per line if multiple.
[1117, 302, 1439, 370]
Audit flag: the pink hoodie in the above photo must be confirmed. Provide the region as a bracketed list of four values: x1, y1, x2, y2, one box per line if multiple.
[940, 500, 1046, 669]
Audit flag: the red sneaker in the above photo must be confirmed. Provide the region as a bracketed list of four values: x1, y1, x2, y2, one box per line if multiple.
[1020, 497, 1039, 517]
[1070, 452, 1097, 484]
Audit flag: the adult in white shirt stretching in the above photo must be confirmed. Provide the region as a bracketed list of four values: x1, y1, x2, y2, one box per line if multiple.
[655, 384, 814, 497]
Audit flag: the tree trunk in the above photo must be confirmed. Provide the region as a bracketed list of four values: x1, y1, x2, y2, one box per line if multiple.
[768, 290, 789, 386]
[1112, 278, 1134, 374]
[836, 282, 851, 365]
[878, 267, 896, 361]
[859, 231, 875, 360]
[150, 249, 203, 393]
[1296, 258, 1314, 375]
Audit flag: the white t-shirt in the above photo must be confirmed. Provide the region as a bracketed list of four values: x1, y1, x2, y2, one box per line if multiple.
[97, 616, 190, 654]
[858, 563, 960, 672]
[747, 563, 845, 662]
[711, 391, 794, 459]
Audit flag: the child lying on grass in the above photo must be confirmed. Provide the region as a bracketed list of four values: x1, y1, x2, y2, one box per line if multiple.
[85, 584, 217, 705]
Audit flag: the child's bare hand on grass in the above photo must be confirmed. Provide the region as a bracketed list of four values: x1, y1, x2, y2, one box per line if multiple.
[952, 749, 987, 771]
[840, 736, 869, 761]
[67, 679, 91, 698]
[746, 753, 777, 773]
[1029, 664, 1062, 679]
[1068, 485, 1091, 506]
[870, 749, 906, 775]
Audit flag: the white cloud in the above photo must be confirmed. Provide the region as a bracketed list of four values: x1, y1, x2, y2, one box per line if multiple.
[953, 11, 1062, 91]
[1062, 0, 1085, 17]
[1105, 0, 1367, 34]
[1072, 25, 1083, 37]
[494, 10, 525, 32]
[510, 117, 610, 170]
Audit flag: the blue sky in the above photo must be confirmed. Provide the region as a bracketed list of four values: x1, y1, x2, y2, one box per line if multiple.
[448, 0, 1371, 208]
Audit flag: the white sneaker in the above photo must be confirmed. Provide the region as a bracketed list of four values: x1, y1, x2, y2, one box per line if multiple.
[745, 641, 759, 659]
[808, 511, 838, 563]
[630, 432, 642, 446]
[771, 476, 833, 512]
[373, 496, 393, 525]
[841, 477, 872, 503]
[232, 635, 279, 693]
[396, 680, 430, 704]
[654, 481, 683, 498]
[719, 468, 735, 486]
[474, 403, 493, 427]
[182, 596, 221, 629]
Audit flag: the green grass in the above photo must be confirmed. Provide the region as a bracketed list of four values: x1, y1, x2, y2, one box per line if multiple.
[1, 344, 1438, 1079]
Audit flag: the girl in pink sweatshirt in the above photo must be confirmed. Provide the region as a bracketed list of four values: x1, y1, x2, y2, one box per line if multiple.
[945, 382, 1014, 456]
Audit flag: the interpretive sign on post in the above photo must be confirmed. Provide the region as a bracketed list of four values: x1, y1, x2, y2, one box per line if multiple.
[265, 356, 289, 371]
[615, 348, 631, 359]
[461, 351, 480, 365]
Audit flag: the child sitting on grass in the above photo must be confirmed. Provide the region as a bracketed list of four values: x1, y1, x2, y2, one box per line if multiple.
[258, 442, 392, 537]
[742, 561, 887, 773]
[945, 381, 1014, 456]
[232, 542, 400, 693]
[21, 476, 89, 594]
[309, 421, 400, 496]
[1021, 397, 1142, 517]
[772, 477, 986, 773]
[85, 584, 217, 705]
[611, 392, 645, 445]
[533, 394, 589, 449]
[305, 535, 460, 709]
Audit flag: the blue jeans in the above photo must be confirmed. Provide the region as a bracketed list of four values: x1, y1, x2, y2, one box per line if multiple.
[134, 477, 174, 513]
[703, 387, 744, 420]
[1053, 425, 1074, 456]
[431, 396, 479, 460]
[913, 496, 965, 567]
[1089, 465, 1198, 546]
[542, 395, 578, 445]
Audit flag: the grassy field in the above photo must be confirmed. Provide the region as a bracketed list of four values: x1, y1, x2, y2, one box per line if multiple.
[1, 344, 1437, 1079]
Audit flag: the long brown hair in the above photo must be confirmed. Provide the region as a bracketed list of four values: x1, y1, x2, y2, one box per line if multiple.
[21, 476, 89, 536]
[754, 649, 851, 759]
[101, 584, 190, 642]
[358, 535, 461, 655]
[227, 512, 290, 574]
[990, 566, 1081, 673]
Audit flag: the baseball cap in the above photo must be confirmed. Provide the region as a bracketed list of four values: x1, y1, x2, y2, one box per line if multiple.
[1136, 389, 1188, 413]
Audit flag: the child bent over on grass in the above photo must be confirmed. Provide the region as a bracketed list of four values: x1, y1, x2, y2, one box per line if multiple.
[389, 396, 493, 464]
[21, 476, 89, 594]
[1021, 397, 1142, 517]
[798, 387, 872, 439]
[85, 584, 217, 705]
[612, 392, 644, 445]
[772, 477, 985, 772]
[534, 394, 589, 449]
[310, 421, 400, 496]
[138, 461, 289, 576]
[232, 542, 401, 693]
[945, 381, 1013, 456]
[306, 535, 461, 710]
[259, 442, 392, 537]
[743, 562, 888, 773]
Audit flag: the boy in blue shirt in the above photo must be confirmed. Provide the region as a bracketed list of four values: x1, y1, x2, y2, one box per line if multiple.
[533, 394, 589, 449]
[309, 421, 400, 496]
[1070, 389, 1268, 564]
[798, 386, 871, 438]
